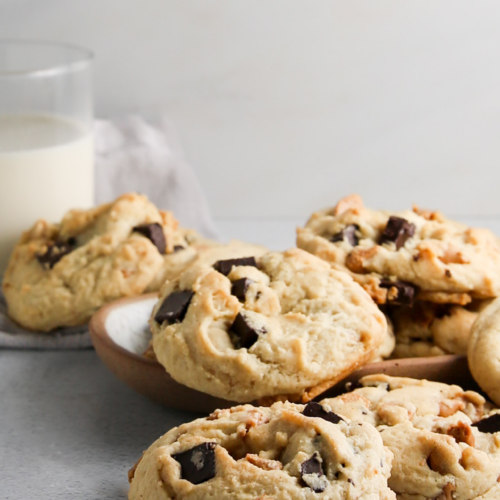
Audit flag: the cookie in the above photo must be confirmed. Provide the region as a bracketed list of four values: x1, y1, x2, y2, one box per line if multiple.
[391, 339, 446, 359]
[151, 248, 387, 402]
[468, 297, 500, 407]
[390, 301, 487, 357]
[321, 374, 500, 499]
[2, 193, 205, 331]
[128, 401, 395, 499]
[369, 316, 395, 361]
[296, 194, 500, 305]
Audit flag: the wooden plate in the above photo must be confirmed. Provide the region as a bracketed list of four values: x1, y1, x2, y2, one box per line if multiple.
[89, 294, 477, 414]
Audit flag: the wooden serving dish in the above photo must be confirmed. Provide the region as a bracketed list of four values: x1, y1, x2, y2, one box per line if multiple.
[89, 294, 477, 414]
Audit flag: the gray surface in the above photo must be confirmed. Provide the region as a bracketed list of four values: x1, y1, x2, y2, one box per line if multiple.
[0, 349, 197, 500]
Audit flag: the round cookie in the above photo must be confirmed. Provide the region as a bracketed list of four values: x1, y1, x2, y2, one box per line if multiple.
[468, 297, 500, 406]
[390, 301, 488, 357]
[369, 316, 395, 361]
[2, 193, 204, 331]
[391, 339, 446, 359]
[150, 248, 387, 403]
[321, 374, 500, 499]
[296, 194, 500, 306]
[128, 401, 395, 499]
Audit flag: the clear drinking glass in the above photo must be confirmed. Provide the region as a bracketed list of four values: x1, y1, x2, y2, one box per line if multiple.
[0, 40, 94, 272]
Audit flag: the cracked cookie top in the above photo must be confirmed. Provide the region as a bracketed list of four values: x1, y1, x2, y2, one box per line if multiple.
[296, 194, 500, 306]
[150, 248, 387, 403]
[321, 375, 500, 499]
[128, 401, 395, 500]
[2, 193, 203, 331]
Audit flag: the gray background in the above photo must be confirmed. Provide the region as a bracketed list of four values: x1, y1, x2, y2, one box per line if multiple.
[2, 0, 500, 219]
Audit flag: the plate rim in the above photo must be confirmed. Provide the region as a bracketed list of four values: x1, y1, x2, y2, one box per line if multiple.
[89, 292, 160, 366]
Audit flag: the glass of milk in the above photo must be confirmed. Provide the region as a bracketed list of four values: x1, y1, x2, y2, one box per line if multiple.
[0, 40, 94, 273]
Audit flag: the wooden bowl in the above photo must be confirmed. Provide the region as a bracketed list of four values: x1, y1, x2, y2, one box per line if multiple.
[89, 294, 235, 413]
[89, 294, 477, 414]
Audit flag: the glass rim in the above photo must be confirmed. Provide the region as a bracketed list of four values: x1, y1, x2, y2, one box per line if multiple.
[0, 39, 93, 78]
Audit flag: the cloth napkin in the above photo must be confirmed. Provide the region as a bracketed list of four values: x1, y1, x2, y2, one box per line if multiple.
[0, 116, 216, 349]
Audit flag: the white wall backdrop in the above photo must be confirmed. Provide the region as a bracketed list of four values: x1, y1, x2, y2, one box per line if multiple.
[1, 0, 500, 221]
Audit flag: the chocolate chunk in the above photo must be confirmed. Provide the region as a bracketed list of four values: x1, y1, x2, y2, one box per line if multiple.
[133, 223, 166, 254]
[229, 313, 266, 349]
[303, 401, 344, 424]
[231, 278, 254, 301]
[379, 216, 416, 250]
[36, 239, 76, 269]
[300, 452, 327, 492]
[213, 257, 257, 276]
[473, 414, 500, 433]
[331, 224, 359, 246]
[380, 279, 417, 306]
[172, 442, 216, 485]
[154, 290, 194, 324]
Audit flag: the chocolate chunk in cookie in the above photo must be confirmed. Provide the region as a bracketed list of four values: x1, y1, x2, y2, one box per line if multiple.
[379, 216, 416, 250]
[154, 290, 194, 324]
[36, 239, 76, 269]
[229, 313, 266, 349]
[303, 401, 344, 424]
[213, 257, 257, 276]
[231, 278, 254, 302]
[380, 279, 417, 305]
[129, 399, 394, 498]
[331, 224, 359, 246]
[300, 452, 327, 492]
[473, 414, 500, 434]
[172, 442, 217, 484]
[133, 223, 166, 254]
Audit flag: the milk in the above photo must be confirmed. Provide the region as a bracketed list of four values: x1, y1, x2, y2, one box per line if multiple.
[0, 114, 94, 272]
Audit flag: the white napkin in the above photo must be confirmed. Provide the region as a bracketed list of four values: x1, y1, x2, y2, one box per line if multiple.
[0, 291, 91, 349]
[95, 116, 217, 238]
[0, 116, 217, 349]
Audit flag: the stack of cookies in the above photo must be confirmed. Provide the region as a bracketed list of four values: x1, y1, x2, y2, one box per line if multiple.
[6, 192, 500, 394]
[297, 194, 500, 359]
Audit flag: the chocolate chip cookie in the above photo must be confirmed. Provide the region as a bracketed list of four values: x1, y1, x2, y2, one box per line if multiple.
[2, 193, 205, 331]
[128, 401, 395, 499]
[321, 374, 500, 499]
[390, 301, 488, 358]
[297, 194, 500, 306]
[150, 248, 387, 403]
